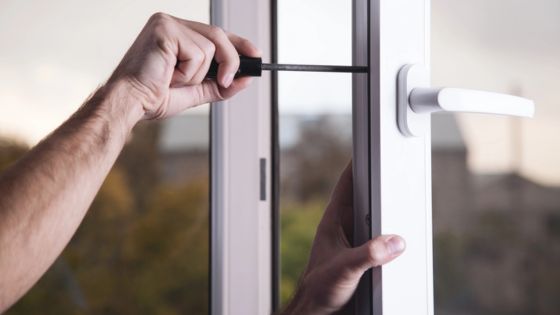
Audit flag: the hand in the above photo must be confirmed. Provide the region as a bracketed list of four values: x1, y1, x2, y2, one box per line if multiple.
[282, 162, 406, 315]
[108, 12, 260, 120]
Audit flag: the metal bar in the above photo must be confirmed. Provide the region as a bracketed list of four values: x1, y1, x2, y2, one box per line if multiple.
[210, 0, 224, 313]
[270, 0, 280, 311]
[352, 0, 373, 313]
[262, 63, 368, 73]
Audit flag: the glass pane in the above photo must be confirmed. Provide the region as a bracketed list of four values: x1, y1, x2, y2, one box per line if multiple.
[278, 0, 352, 306]
[0, 1, 210, 314]
[432, 1, 560, 314]
[278, 0, 352, 65]
[279, 73, 353, 306]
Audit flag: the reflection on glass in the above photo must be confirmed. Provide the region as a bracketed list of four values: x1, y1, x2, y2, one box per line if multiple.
[432, 0, 560, 314]
[0, 1, 210, 314]
[279, 75, 352, 305]
[278, 0, 352, 306]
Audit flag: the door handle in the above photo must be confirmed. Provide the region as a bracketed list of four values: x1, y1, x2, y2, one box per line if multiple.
[397, 64, 535, 137]
[410, 88, 535, 117]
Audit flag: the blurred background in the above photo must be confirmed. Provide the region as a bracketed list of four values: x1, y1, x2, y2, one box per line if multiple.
[0, 1, 211, 314]
[277, 1, 560, 315]
[0, 0, 559, 314]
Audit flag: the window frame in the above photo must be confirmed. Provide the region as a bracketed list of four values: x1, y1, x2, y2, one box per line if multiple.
[352, 0, 434, 314]
[210, 0, 273, 314]
[212, 0, 435, 314]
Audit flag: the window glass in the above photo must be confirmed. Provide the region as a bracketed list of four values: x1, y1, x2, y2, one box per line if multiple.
[432, 0, 560, 313]
[277, 0, 352, 305]
[0, 1, 210, 314]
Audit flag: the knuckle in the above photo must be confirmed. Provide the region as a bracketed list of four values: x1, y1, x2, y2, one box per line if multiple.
[150, 12, 176, 33]
[151, 16, 172, 35]
[208, 25, 226, 39]
[199, 83, 224, 103]
[204, 42, 216, 57]
[230, 55, 240, 68]
[191, 49, 205, 64]
[338, 267, 354, 281]
[367, 241, 387, 265]
[209, 83, 225, 101]
[190, 75, 205, 86]
[240, 37, 252, 48]
[150, 12, 170, 23]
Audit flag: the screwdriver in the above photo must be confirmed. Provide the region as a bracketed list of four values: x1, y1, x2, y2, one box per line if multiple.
[205, 56, 368, 79]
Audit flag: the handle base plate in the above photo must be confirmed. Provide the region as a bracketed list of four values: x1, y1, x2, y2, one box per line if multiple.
[397, 64, 430, 137]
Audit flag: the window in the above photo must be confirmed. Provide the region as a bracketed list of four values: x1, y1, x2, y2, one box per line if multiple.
[217, 0, 439, 314]
[276, 0, 353, 306]
[0, 1, 211, 314]
[2, 0, 549, 314]
[210, 1, 273, 314]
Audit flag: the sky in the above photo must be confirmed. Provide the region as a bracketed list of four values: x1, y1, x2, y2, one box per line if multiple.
[0, 0, 209, 143]
[277, 0, 352, 114]
[0, 0, 559, 184]
[431, 0, 560, 185]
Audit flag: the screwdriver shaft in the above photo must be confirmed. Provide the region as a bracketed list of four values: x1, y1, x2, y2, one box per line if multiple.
[262, 63, 368, 74]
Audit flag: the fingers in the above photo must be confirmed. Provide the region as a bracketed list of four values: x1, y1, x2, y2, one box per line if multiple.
[346, 235, 406, 274]
[167, 77, 253, 115]
[172, 28, 216, 86]
[178, 20, 241, 88]
[226, 32, 262, 57]
[130, 13, 259, 119]
[152, 14, 260, 89]
[217, 77, 254, 99]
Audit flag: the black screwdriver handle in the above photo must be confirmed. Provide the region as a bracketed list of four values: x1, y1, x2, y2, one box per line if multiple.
[206, 56, 263, 79]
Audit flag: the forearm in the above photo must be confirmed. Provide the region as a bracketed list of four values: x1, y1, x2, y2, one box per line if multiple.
[0, 80, 143, 311]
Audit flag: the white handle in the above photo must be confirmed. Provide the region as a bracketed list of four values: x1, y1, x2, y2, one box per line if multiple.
[397, 64, 536, 137]
[410, 87, 535, 118]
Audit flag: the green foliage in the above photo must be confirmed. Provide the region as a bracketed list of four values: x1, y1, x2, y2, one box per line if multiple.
[7, 173, 210, 315]
[280, 199, 325, 305]
[0, 133, 209, 315]
[278, 115, 351, 307]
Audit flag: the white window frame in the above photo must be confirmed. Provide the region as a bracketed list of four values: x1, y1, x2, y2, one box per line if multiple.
[352, 0, 433, 314]
[212, 0, 435, 314]
[211, 1, 533, 314]
[210, 0, 273, 314]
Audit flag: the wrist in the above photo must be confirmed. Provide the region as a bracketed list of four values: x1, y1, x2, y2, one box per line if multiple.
[281, 286, 324, 315]
[107, 75, 167, 121]
[92, 79, 146, 136]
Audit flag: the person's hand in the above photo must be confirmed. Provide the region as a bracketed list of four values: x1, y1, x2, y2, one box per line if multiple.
[108, 12, 260, 120]
[282, 162, 406, 315]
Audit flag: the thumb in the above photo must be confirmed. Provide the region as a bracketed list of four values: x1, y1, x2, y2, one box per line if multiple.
[347, 235, 406, 274]
[168, 77, 253, 114]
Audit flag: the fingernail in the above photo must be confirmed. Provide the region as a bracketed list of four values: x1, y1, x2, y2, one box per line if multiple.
[223, 73, 235, 88]
[386, 236, 406, 256]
